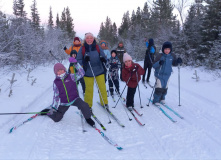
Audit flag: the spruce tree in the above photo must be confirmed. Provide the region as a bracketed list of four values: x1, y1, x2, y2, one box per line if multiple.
[65, 7, 75, 38]
[16, 0, 27, 18]
[60, 8, 66, 31]
[56, 13, 60, 28]
[30, 0, 40, 28]
[48, 6, 54, 28]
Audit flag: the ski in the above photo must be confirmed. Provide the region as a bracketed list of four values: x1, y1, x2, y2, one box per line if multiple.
[132, 108, 143, 116]
[9, 114, 39, 133]
[160, 102, 184, 119]
[93, 126, 123, 150]
[142, 82, 147, 89]
[97, 102, 125, 128]
[148, 99, 177, 123]
[122, 103, 145, 126]
[91, 111, 106, 131]
[147, 82, 154, 88]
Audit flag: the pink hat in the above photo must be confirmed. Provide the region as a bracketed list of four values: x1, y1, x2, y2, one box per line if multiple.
[123, 52, 132, 63]
[54, 63, 66, 74]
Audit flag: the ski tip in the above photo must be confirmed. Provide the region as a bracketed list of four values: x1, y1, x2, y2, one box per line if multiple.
[9, 128, 14, 133]
[117, 147, 123, 150]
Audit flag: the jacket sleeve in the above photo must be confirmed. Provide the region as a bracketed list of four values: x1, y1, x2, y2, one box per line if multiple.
[137, 64, 145, 75]
[122, 68, 131, 83]
[70, 63, 85, 81]
[171, 53, 178, 66]
[99, 46, 107, 61]
[65, 46, 72, 55]
[76, 47, 83, 66]
[153, 54, 163, 69]
[51, 83, 59, 110]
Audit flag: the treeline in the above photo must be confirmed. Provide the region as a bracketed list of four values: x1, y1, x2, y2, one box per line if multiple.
[0, 0, 75, 69]
[98, 0, 221, 69]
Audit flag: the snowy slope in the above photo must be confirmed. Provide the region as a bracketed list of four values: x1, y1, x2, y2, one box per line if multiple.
[0, 61, 221, 160]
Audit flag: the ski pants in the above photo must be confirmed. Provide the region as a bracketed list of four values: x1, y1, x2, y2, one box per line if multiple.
[77, 77, 85, 94]
[126, 87, 137, 107]
[143, 63, 152, 82]
[108, 79, 119, 95]
[153, 77, 169, 104]
[84, 74, 108, 107]
[48, 98, 91, 122]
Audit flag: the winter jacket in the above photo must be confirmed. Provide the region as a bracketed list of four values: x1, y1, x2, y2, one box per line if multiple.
[153, 53, 178, 88]
[122, 62, 144, 88]
[65, 41, 82, 55]
[116, 46, 126, 64]
[51, 63, 85, 109]
[100, 40, 111, 60]
[76, 40, 106, 77]
[107, 56, 121, 80]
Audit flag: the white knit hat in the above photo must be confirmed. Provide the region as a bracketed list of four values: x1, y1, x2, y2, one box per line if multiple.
[123, 52, 132, 63]
[85, 32, 94, 39]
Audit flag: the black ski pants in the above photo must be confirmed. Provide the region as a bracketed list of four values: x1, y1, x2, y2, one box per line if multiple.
[77, 77, 85, 93]
[126, 87, 137, 107]
[108, 79, 119, 95]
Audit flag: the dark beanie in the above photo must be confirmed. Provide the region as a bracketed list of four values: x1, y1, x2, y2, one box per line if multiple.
[70, 50, 77, 57]
[162, 41, 172, 53]
[74, 37, 80, 42]
[111, 50, 117, 54]
[148, 38, 154, 46]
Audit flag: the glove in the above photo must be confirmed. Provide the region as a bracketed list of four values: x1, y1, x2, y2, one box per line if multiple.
[64, 46, 67, 50]
[159, 60, 164, 65]
[69, 57, 77, 64]
[84, 55, 90, 62]
[177, 57, 183, 64]
[100, 56, 106, 63]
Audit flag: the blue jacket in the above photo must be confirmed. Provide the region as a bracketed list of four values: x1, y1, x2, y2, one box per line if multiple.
[153, 53, 178, 88]
[77, 41, 106, 77]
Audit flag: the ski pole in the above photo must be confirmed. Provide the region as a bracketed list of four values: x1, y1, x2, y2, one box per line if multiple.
[113, 77, 131, 109]
[178, 64, 181, 106]
[88, 61, 111, 124]
[0, 112, 48, 115]
[49, 50, 62, 63]
[136, 71, 143, 108]
[103, 62, 132, 121]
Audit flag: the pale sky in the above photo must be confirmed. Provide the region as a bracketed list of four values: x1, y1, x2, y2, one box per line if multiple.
[0, 0, 148, 39]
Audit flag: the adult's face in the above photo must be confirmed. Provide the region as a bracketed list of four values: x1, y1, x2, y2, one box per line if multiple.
[119, 43, 123, 47]
[85, 36, 94, 45]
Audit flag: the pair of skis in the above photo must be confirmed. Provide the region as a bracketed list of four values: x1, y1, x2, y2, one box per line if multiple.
[148, 99, 184, 123]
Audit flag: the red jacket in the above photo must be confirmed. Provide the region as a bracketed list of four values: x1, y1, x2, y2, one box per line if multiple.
[122, 62, 145, 88]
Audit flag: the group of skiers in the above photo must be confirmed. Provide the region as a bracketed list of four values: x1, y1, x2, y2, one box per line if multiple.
[40, 32, 183, 127]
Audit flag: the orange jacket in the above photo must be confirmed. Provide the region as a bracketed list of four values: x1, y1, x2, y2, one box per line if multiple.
[65, 41, 82, 55]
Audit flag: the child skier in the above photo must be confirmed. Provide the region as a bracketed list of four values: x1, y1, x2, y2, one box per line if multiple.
[122, 53, 144, 111]
[41, 61, 95, 127]
[106, 50, 121, 97]
[152, 41, 182, 105]
[69, 50, 86, 95]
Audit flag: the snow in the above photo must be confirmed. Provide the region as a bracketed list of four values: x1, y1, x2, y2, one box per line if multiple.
[0, 61, 221, 159]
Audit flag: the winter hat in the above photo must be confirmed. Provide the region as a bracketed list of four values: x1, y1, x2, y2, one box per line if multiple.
[74, 37, 80, 42]
[101, 42, 106, 46]
[54, 63, 66, 74]
[111, 50, 117, 55]
[70, 50, 77, 57]
[123, 52, 132, 63]
[85, 32, 94, 39]
[148, 38, 154, 46]
[162, 41, 172, 53]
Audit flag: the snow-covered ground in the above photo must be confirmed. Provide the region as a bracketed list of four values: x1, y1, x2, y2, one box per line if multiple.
[0, 61, 221, 160]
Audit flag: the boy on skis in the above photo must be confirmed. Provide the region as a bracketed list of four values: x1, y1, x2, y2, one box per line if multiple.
[122, 53, 144, 111]
[106, 50, 121, 97]
[41, 61, 95, 127]
[152, 41, 182, 105]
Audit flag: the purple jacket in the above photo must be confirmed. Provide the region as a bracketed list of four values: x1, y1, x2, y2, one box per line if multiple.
[54, 74, 79, 103]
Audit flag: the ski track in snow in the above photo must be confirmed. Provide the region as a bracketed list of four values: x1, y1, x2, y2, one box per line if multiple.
[0, 64, 221, 159]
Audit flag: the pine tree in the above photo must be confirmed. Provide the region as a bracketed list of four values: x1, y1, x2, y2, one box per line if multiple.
[13, 0, 18, 16]
[118, 11, 130, 38]
[48, 6, 54, 28]
[56, 13, 60, 28]
[30, 0, 40, 28]
[16, 0, 27, 18]
[60, 8, 66, 31]
[65, 7, 75, 38]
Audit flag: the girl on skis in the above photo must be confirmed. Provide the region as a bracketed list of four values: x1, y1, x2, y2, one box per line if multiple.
[106, 50, 121, 97]
[152, 41, 182, 105]
[41, 61, 95, 127]
[122, 53, 144, 111]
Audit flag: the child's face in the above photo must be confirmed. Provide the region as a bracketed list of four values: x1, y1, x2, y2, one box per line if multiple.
[125, 60, 132, 67]
[111, 52, 116, 58]
[72, 54, 76, 58]
[164, 48, 171, 54]
[119, 43, 123, 47]
[101, 43, 106, 47]
[57, 69, 65, 76]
